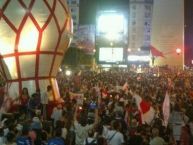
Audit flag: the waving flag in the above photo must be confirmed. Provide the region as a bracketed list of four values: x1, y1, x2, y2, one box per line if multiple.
[133, 94, 155, 124]
[150, 45, 165, 57]
[162, 92, 170, 126]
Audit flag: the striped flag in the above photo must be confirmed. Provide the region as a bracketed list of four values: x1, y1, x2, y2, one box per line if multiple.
[150, 45, 165, 57]
[133, 94, 155, 124]
[162, 92, 170, 126]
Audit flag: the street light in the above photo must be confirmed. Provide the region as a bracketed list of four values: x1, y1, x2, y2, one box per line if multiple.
[65, 70, 71, 76]
[127, 48, 131, 52]
[176, 48, 181, 55]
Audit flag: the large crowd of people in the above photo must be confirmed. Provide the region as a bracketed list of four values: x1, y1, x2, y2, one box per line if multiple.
[0, 67, 193, 145]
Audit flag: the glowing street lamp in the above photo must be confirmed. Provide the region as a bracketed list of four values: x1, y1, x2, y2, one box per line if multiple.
[110, 42, 114, 47]
[127, 48, 131, 52]
[65, 70, 72, 76]
[176, 48, 181, 55]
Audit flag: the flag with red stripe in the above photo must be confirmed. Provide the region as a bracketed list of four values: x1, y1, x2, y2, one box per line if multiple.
[133, 94, 155, 124]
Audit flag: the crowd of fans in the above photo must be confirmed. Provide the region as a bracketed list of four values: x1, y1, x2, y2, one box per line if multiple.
[0, 67, 193, 145]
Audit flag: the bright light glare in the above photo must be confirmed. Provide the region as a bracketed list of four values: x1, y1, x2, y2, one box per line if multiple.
[59, 67, 62, 72]
[65, 70, 71, 76]
[137, 67, 142, 73]
[101, 64, 112, 68]
[18, 22, 39, 52]
[127, 55, 150, 62]
[99, 47, 123, 62]
[176, 48, 181, 54]
[97, 13, 124, 34]
[0, 39, 14, 55]
[0, 33, 15, 55]
[4, 57, 18, 79]
[118, 65, 127, 68]
[105, 33, 120, 41]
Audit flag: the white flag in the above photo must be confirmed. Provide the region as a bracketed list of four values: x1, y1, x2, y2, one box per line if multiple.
[162, 92, 170, 126]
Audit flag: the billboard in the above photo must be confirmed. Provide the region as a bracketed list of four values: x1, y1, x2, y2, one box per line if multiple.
[97, 13, 124, 34]
[96, 11, 128, 43]
[99, 47, 123, 63]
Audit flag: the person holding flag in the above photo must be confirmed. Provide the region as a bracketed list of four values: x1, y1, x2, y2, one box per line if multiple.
[130, 89, 155, 125]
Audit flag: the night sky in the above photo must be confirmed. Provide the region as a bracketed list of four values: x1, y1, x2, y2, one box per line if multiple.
[79, 0, 129, 25]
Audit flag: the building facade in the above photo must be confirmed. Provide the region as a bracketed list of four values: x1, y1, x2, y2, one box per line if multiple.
[128, 0, 153, 52]
[184, 0, 193, 67]
[67, 0, 80, 32]
[151, 0, 184, 67]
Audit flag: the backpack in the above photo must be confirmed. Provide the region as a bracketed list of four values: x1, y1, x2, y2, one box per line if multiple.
[85, 138, 97, 145]
[47, 137, 65, 145]
[107, 132, 117, 144]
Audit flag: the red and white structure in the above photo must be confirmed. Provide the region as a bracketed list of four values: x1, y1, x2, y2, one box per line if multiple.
[0, 0, 72, 100]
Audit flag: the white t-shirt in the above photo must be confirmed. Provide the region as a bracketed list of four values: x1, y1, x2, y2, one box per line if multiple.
[51, 107, 62, 127]
[169, 111, 184, 141]
[102, 125, 109, 138]
[62, 128, 67, 139]
[83, 137, 96, 145]
[189, 122, 193, 136]
[74, 120, 94, 145]
[149, 137, 166, 145]
[41, 92, 48, 105]
[106, 130, 124, 145]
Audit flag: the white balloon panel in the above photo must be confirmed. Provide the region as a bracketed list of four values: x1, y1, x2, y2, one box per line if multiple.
[39, 54, 53, 77]
[0, 0, 72, 99]
[19, 55, 36, 78]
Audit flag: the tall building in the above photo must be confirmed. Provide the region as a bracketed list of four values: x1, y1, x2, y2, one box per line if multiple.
[184, 0, 193, 67]
[128, 0, 153, 51]
[67, 0, 80, 32]
[151, 0, 184, 67]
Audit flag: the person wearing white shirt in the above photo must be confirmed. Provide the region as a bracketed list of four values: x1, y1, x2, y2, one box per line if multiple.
[106, 121, 124, 145]
[73, 105, 99, 145]
[149, 128, 166, 145]
[83, 129, 97, 145]
[51, 104, 63, 127]
[41, 85, 52, 119]
[169, 104, 184, 143]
